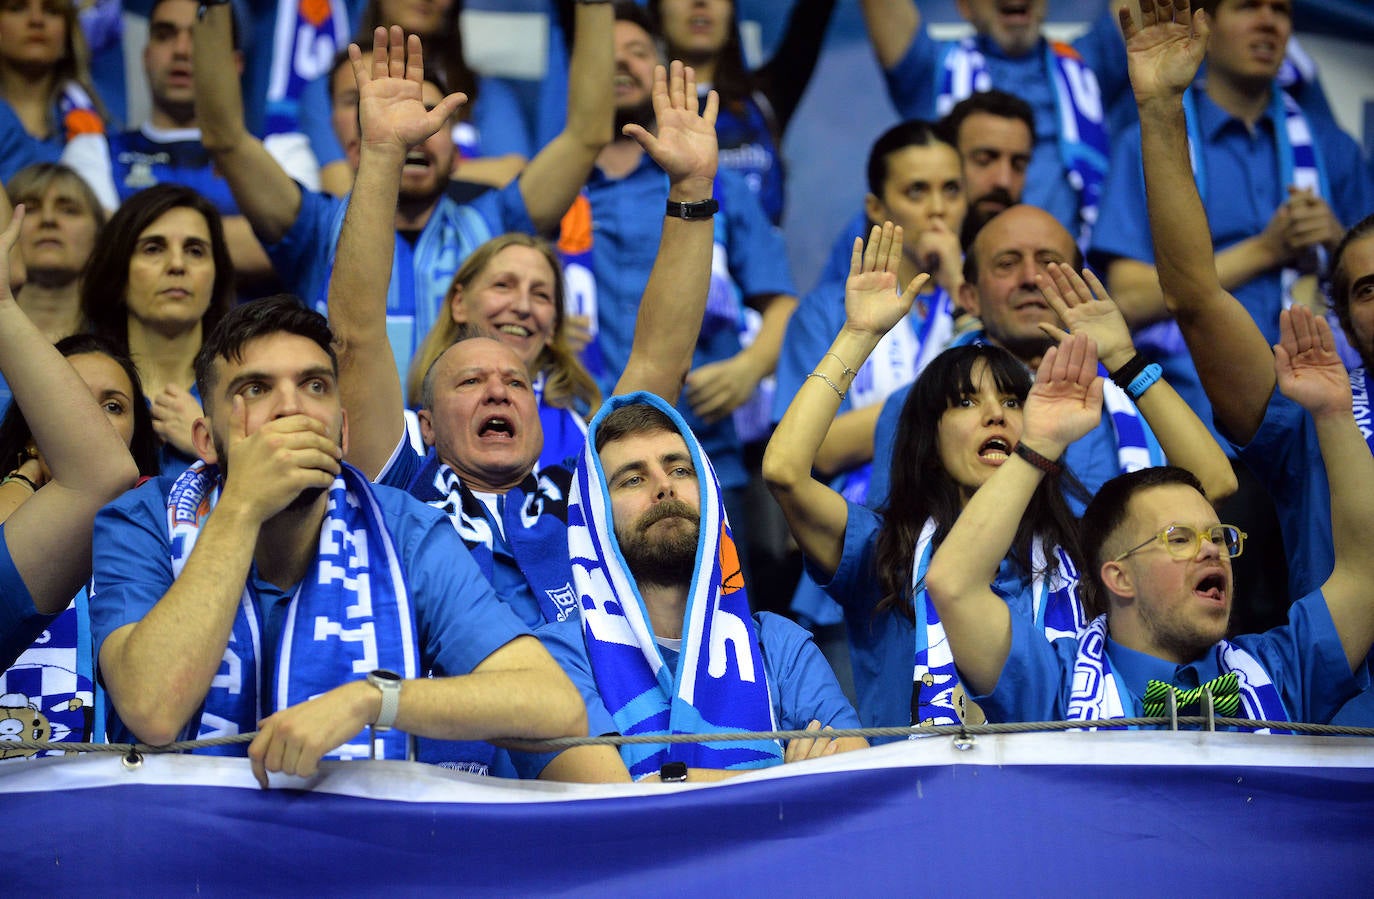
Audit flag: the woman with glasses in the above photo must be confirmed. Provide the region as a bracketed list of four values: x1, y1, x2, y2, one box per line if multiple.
[764, 223, 1234, 735]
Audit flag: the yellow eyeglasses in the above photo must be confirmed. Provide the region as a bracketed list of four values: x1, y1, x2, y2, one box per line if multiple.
[1113, 524, 1247, 562]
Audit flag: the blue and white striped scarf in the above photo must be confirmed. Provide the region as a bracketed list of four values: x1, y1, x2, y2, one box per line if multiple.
[1067, 616, 1289, 731]
[167, 461, 417, 759]
[0, 589, 100, 758]
[1350, 368, 1374, 455]
[262, 0, 350, 137]
[938, 38, 1108, 249]
[910, 519, 1085, 727]
[569, 392, 781, 778]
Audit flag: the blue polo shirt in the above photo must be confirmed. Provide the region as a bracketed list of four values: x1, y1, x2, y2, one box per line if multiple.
[975, 591, 1358, 725]
[1089, 86, 1373, 448]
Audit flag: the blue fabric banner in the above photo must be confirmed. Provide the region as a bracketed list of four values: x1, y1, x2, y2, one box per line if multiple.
[5, 733, 1372, 893]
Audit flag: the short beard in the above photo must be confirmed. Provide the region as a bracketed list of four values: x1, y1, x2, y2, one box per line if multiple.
[961, 188, 1018, 247]
[619, 499, 699, 589]
[614, 100, 654, 136]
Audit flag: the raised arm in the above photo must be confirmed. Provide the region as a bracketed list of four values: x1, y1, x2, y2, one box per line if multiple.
[1273, 308, 1374, 670]
[329, 28, 466, 479]
[924, 334, 1104, 696]
[0, 208, 138, 613]
[193, 4, 303, 244]
[1122, 0, 1277, 442]
[763, 223, 926, 576]
[515, 0, 614, 233]
[1036, 262, 1237, 500]
[858, 0, 920, 71]
[613, 62, 718, 403]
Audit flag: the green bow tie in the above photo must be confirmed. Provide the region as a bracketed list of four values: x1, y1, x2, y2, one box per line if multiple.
[1142, 672, 1241, 718]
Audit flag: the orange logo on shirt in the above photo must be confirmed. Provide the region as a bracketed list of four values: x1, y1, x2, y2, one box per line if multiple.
[558, 194, 593, 255]
[300, 0, 331, 29]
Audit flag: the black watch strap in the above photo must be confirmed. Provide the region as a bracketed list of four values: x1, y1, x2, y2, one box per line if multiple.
[665, 198, 719, 220]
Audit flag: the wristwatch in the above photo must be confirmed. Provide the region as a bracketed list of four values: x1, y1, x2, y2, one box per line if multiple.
[665, 198, 719, 220]
[367, 669, 403, 732]
[659, 761, 688, 783]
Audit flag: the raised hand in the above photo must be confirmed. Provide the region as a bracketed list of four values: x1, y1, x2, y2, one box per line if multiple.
[842, 222, 928, 339]
[1035, 263, 1135, 371]
[0, 204, 23, 305]
[1121, 0, 1209, 103]
[1274, 306, 1350, 419]
[1021, 333, 1105, 456]
[623, 60, 718, 191]
[351, 26, 467, 155]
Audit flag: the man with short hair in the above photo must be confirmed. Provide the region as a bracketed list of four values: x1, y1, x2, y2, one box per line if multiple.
[857, 0, 1127, 243]
[568, 393, 867, 781]
[90, 295, 585, 787]
[938, 89, 1034, 246]
[922, 312, 1374, 726]
[192, 3, 614, 381]
[61, 0, 318, 282]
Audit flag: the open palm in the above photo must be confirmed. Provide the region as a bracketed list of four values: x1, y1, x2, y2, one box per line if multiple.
[624, 61, 718, 184]
[353, 27, 467, 152]
[844, 222, 927, 338]
[1122, 0, 1209, 100]
[1275, 307, 1351, 418]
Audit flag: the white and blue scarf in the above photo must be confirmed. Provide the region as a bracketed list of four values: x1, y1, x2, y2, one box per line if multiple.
[569, 392, 781, 778]
[1350, 368, 1374, 455]
[1067, 615, 1289, 731]
[910, 519, 1084, 727]
[938, 38, 1108, 248]
[0, 590, 100, 757]
[409, 453, 578, 624]
[167, 461, 417, 759]
[263, 0, 350, 137]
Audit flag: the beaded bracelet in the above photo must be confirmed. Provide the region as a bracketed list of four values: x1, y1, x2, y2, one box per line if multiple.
[1014, 443, 1063, 477]
[806, 371, 847, 401]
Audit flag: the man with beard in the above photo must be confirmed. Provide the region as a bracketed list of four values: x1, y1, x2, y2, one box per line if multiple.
[567, 3, 797, 550]
[922, 319, 1374, 728]
[941, 90, 1034, 248]
[190, 2, 613, 382]
[857, 0, 1129, 245]
[567, 394, 867, 782]
[89, 296, 586, 786]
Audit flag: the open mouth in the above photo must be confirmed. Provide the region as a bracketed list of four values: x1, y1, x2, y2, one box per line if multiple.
[497, 324, 532, 339]
[998, 1, 1033, 22]
[978, 436, 1011, 463]
[403, 151, 430, 172]
[478, 415, 515, 440]
[1194, 571, 1227, 603]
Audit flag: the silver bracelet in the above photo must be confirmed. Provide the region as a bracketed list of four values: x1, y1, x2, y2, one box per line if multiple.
[823, 352, 857, 378]
[806, 371, 846, 401]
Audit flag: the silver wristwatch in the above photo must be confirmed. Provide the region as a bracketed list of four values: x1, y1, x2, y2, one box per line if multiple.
[367, 669, 403, 732]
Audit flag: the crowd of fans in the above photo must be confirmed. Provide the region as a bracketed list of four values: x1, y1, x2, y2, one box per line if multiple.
[1, 0, 1372, 789]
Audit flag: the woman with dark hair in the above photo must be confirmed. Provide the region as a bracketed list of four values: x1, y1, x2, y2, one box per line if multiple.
[6, 162, 105, 342]
[0, 207, 137, 751]
[649, 0, 837, 224]
[764, 223, 1089, 735]
[81, 183, 234, 474]
[0, 0, 106, 182]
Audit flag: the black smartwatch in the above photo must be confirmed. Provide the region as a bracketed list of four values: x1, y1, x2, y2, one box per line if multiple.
[659, 761, 688, 783]
[665, 198, 719, 221]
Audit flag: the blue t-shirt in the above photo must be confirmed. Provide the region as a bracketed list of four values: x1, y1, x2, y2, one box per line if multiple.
[713, 90, 784, 226]
[582, 156, 795, 488]
[89, 475, 534, 765]
[1088, 86, 1374, 449]
[882, 28, 1118, 238]
[266, 183, 534, 384]
[0, 526, 50, 673]
[0, 100, 48, 185]
[976, 590, 1358, 726]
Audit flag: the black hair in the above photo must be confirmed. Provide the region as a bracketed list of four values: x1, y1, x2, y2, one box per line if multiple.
[1327, 212, 1374, 352]
[866, 119, 951, 198]
[874, 344, 1087, 621]
[81, 184, 234, 350]
[193, 295, 337, 408]
[595, 403, 678, 453]
[936, 89, 1034, 148]
[0, 334, 160, 477]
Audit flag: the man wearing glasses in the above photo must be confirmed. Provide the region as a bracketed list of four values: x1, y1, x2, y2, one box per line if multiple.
[919, 310, 1374, 726]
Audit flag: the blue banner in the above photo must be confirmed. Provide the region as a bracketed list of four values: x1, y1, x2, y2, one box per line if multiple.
[5, 733, 1373, 893]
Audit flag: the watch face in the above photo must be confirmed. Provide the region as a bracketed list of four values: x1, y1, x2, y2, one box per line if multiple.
[370, 669, 402, 682]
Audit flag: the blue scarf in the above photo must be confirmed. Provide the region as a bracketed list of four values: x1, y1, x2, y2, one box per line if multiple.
[1067, 616, 1290, 731]
[0, 589, 100, 758]
[938, 38, 1108, 248]
[1351, 368, 1374, 455]
[167, 461, 417, 759]
[910, 520, 1085, 727]
[263, 0, 350, 137]
[569, 392, 782, 778]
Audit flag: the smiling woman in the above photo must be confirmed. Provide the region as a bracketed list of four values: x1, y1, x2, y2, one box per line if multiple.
[81, 184, 235, 475]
